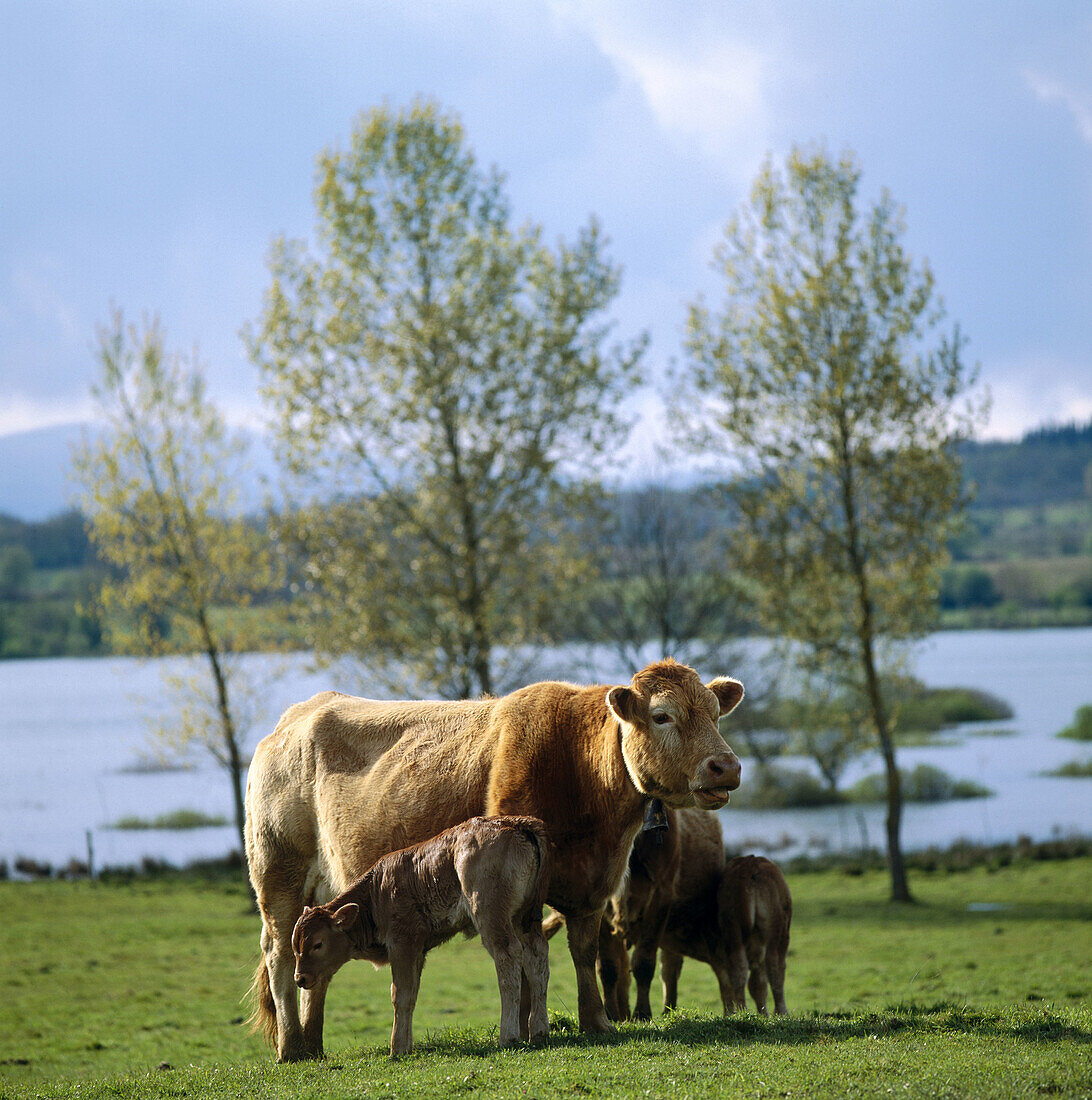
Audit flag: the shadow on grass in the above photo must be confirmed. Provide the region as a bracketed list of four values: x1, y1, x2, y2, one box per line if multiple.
[411, 1003, 1092, 1060]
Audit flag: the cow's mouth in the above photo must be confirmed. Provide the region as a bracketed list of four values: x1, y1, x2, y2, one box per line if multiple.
[691, 786, 732, 809]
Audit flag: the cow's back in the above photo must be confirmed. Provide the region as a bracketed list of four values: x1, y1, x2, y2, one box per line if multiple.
[245, 691, 499, 893]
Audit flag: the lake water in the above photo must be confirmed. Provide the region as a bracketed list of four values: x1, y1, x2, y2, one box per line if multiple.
[0, 629, 1089, 870]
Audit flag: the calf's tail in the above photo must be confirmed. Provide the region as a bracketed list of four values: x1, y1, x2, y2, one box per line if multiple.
[514, 819, 553, 934]
[247, 956, 278, 1049]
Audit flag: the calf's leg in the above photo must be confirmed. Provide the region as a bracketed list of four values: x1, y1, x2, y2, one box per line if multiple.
[746, 940, 769, 1016]
[726, 940, 749, 1014]
[660, 946, 683, 1012]
[480, 922, 525, 1048]
[596, 916, 630, 1022]
[388, 948, 423, 1057]
[518, 925, 550, 1045]
[300, 978, 331, 1056]
[630, 905, 670, 1021]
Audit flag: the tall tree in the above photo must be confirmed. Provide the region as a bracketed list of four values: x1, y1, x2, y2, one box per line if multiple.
[578, 482, 745, 673]
[682, 147, 985, 901]
[74, 312, 277, 855]
[250, 100, 644, 699]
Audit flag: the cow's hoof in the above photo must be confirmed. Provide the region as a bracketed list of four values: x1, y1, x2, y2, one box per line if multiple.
[528, 1029, 549, 1048]
[580, 1011, 614, 1034]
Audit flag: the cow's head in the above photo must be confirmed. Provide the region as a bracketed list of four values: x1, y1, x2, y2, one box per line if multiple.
[606, 659, 744, 810]
[292, 903, 358, 990]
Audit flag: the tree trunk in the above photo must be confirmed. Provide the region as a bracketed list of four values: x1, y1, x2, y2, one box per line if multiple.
[860, 635, 912, 902]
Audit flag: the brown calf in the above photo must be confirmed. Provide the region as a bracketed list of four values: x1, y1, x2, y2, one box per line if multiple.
[291, 816, 550, 1056]
[713, 855, 791, 1015]
[564, 813, 791, 1018]
[247, 659, 744, 1061]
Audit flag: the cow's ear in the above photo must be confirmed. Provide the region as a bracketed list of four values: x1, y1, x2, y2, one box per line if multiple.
[302, 905, 313, 916]
[708, 677, 745, 717]
[606, 686, 640, 726]
[331, 903, 359, 930]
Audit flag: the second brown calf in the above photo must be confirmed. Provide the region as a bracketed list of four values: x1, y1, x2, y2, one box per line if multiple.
[291, 816, 550, 1056]
[555, 809, 791, 1018]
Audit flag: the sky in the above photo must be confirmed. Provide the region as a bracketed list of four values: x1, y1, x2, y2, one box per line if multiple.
[3, 0, 1092, 471]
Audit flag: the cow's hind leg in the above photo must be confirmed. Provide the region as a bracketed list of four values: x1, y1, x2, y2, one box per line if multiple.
[252, 858, 320, 1062]
[767, 933, 788, 1015]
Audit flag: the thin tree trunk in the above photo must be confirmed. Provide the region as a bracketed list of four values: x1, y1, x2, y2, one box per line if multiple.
[860, 633, 912, 902]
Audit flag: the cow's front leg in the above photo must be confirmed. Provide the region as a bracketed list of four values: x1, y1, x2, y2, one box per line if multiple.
[260, 922, 309, 1063]
[388, 948, 423, 1057]
[566, 911, 613, 1033]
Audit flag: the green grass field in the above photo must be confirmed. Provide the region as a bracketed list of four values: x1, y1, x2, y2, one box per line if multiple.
[2, 858, 1090, 1099]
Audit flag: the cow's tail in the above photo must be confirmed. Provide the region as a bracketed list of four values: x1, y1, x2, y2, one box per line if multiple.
[247, 955, 278, 1049]
[540, 909, 566, 940]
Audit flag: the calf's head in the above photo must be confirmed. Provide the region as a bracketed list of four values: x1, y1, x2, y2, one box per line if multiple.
[292, 903, 358, 989]
[606, 659, 744, 810]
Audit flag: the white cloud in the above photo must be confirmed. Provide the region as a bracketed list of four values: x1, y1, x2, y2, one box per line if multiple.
[0, 395, 94, 438]
[548, 1, 771, 179]
[1024, 69, 1092, 146]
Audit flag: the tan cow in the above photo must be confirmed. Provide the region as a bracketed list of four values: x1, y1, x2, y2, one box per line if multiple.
[291, 816, 550, 1056]
[246, 659, 744, 1061]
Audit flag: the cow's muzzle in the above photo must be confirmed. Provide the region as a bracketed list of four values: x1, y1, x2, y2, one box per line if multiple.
[690, 750, 742, 808]
[295, 973, 313, 990]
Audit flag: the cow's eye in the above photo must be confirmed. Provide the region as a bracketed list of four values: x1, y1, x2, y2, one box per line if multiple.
[652, 713, 674, 726]
[312, 941, 323, 951]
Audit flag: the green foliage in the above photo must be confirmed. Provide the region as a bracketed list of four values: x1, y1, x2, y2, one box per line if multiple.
[889, 677, 1012, 733]
[1, 860, 1090, 1098]
[1045, 759, 1092, 778]
[1059, 705, 1092, 741]
[250, 100, 644, 698]
[728, 763, 844, 808]
[735, 761, 991, 808]
[108, 810, 228, 830]
[959, 416, 1092, 508]
[846, 763, 992, 804]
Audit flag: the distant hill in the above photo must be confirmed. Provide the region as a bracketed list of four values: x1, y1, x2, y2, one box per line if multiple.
[0, 423, 86, 521]
[960, 418, 1092, 509]
[1, 417, 1090, 521]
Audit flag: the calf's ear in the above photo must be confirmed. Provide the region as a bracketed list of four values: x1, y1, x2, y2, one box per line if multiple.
[606, 686, 640, 726]
[331, 903, 359, 930]
[708, 677, 745, 717]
